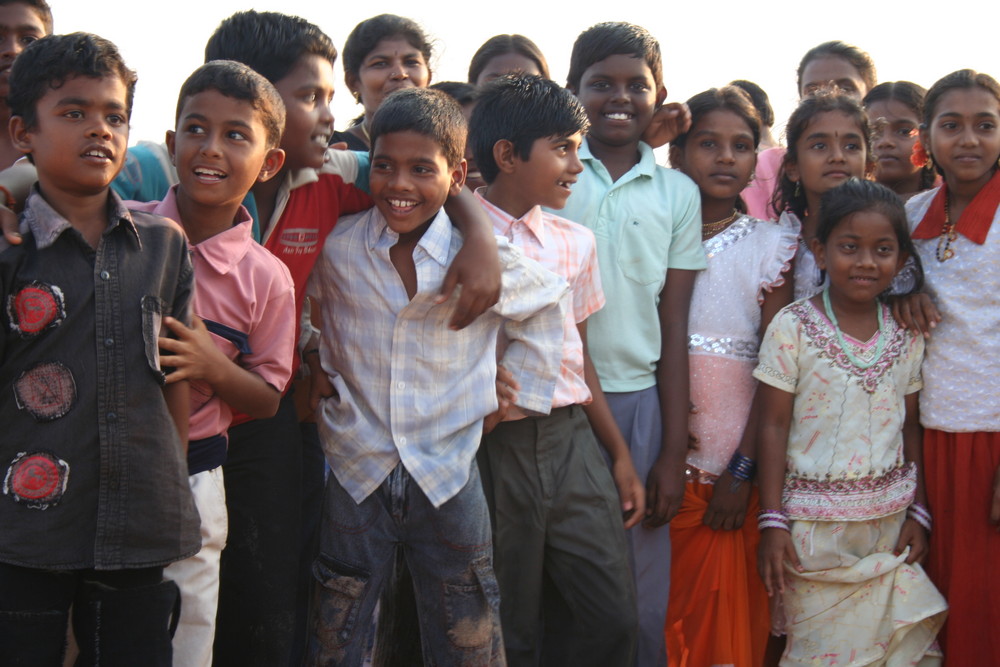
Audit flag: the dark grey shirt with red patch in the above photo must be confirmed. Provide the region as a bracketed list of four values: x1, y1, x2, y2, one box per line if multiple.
[0, 189, 200, 570]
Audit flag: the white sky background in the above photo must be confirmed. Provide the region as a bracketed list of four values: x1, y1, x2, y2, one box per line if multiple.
[48, 0, 998, 152]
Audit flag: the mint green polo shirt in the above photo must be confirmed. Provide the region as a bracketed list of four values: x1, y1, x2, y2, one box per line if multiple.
[551, 139, 706, 392]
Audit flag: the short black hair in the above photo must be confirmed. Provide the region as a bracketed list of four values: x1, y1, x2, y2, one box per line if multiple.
[470, 74, 588, 184]
[0, 0, 52, 34]
[204, 11, 337, 85]
[369, 87, 465, 167]
[566, 22, 662, 92]
[175, 60, 286, 149]
[816, 178, 922, 293]
[797, 41, 876, 96]
[772, 91, 871, 218]
[730, 79, 773, 128]
[468, 34, 549, 85]
[430, 81, 478, 107]
[8, 32, 136, 131]
[343, 14, 432, 85]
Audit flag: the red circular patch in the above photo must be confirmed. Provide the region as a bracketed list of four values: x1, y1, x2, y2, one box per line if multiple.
[11, 454, 60, 499]
[10, 283, 62, 335]
[4, 451, 69, 508]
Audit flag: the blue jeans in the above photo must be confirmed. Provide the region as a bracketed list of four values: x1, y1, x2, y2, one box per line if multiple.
[306, 463, 504, 667]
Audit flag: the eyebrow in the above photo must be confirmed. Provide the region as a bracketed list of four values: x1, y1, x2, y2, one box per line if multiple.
[804, 131, 862, 141]
[56, 96, 125, 111]
[936, 111, 1000, 119]
[182, 112, 253, 129]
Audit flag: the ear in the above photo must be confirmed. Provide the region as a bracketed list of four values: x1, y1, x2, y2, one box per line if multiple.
[345, 72, 360, 100]
[9, 116, 33, 156]
[918, 126, 932, 162]
[667, 144, 684, 170]
[257, 148, 286, 183]
[492, 139, 517, 175]
[165, 130, 176, 164]
[785, 159, 800, 184]
[655, 85, 667, 108]
[449, 158, 467, 196]
[809, 236, 826, 270]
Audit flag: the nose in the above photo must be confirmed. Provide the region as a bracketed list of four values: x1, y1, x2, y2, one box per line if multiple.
[718, 144, 736, 164]
[857, 246, 877, 267]
[568, 151, 584, 175]
[0, 35, 18, 60]
[829, 142, 846, 162]
[610, 83, 629, 103]
[958, 125, 978, 147]
[319, 101, 334, 128]
[87, 118, 113, 141]
[200, 131, 223, 157]
[873, 125, 894, 149]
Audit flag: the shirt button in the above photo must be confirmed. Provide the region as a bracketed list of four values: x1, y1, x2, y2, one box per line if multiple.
[99, 270, 110, 280]
[107, 412, 117, 422]
[400, 321, 408, 329]
[104, 338, 114, 348]
[398, 436, 407, 445]
[396, 381, 405, 390]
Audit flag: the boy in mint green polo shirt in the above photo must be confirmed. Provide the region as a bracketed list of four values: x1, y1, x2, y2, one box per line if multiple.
[555, 22, 706, 667]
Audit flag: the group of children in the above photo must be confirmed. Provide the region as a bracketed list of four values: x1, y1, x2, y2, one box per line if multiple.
[0, 3, 997, 667]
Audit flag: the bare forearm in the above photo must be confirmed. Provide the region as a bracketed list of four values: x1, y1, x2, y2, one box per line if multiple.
[211, 362, 281, 420]
[163, 381, 190, 454]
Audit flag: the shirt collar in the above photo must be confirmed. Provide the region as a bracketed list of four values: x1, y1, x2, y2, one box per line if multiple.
[912, 169, 1000, 245]
[579, 137, 657, 182]
[22, 186, 141, 250]
[474, 190, 547, 247]
[154, 185, 254, 275]
[368, 207, 453, 267]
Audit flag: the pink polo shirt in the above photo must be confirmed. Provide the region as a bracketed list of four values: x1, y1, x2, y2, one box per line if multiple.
[130, 187, 296, 440]
[476, 192, 604, 411]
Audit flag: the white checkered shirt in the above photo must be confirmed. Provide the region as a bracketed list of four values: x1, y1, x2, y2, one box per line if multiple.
[309, 207, 567, 507]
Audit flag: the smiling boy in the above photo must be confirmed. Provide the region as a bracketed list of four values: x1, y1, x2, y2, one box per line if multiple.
[557, 22, 706, 667]
[0, 33, 199, 664]
[470, 74, 643, 666]
[305, 87, 566, 666]
[126, 60, 297, 667]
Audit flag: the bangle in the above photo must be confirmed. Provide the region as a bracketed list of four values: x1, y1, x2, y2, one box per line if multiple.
[907, 502, 932, 532]
[757, 509, 790, 533]
[727, 451, 756, 481]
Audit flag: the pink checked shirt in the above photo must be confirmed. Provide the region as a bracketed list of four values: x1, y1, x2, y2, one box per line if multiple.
[477, 193, 605, 411]
[130, 187, 296, 440]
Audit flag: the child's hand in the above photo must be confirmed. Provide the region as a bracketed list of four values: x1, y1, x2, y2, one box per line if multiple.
[1, 205, 19, 245]
[308, 366, 335, 413]
[991, 463, 1000, 529]
[439, 234, 501, 331]
[758, 528, 802, 597]
[703, 470, 752, 531]
[159, 316, 226, 385]
[644, 456, 685, 528]
[611, 454, 646, 530]
[641, 102, 692, 149]
[891, 293, 941, 339]
[894, 518, 929, 564]
[483, 366, 520, 434]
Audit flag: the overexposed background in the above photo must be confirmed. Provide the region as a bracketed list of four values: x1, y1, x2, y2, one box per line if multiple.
[48, 0, 998, 151]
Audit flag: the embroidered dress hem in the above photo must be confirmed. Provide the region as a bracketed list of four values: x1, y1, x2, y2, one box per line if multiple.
[783, 463, 916, 521]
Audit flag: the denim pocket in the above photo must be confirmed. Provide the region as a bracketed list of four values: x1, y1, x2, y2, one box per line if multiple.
[443, 556, 499, 650]
[310, 554, 368, 654]
[141, 295, 166, 381]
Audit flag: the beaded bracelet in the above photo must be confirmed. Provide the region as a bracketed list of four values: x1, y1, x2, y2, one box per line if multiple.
[907, 502, 932, 532]
[727, 451, 756, 482]
[758, 509, 790, 533]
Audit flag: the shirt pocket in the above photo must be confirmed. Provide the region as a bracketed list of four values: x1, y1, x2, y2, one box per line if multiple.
[141, 295, 167, 382]
[616, 218, 670, 286]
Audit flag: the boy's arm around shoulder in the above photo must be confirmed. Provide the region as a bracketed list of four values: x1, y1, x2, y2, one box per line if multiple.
[493, 238, 568, 415]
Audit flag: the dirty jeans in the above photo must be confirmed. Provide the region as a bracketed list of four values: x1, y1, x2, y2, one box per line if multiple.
[306, 463, 504, 667]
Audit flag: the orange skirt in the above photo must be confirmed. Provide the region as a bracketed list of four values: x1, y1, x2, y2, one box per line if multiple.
[924, 429, 1000, 664]
[665, 481, 769, 667]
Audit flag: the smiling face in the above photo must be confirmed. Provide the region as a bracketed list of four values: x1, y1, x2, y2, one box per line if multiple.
[370, 129, 465, 238]
[0, 3, 47, 102]
[168, 89, 284, 217]
[12, 74, 129, 197]
[573, 53, 663, 153]
[671, 109, 756, 210]
[506, 132, 584, 214]
[348, 36, 430, 121]
[813, 209, 905, 307]
[787, 111, 868, 203]
[273, 54, 335, 172]
[867, 98, 922, 189]
[799, 56, 868, 100]
[921, 86, 1000, 193]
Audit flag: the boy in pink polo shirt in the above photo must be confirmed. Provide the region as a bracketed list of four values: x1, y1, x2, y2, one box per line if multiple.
[470, 74, 644, 666]
[130, 60, 296, 667]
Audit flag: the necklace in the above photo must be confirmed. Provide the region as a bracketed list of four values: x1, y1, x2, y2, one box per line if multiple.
[702, 210, 740, 240]
[821, 288, 888, 370]
[936, 195, 958, 261]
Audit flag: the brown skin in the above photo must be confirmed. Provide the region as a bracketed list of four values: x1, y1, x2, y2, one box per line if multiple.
[163, 380, 191, 455]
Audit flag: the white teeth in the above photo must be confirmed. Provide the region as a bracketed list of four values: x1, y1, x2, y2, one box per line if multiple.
[604, 112, 631, 120]
[195, 168, 226, 178]
[389, 199, 415, 208]
[84, 150, 110, 159]
[313, 136, 329, 146]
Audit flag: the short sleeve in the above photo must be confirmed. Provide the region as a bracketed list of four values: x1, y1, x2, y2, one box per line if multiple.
[571, 228, 605, 324]
[666, 174, 707, 271]
[753, 306, 800, 392]
[241, 255, 297, 392]
[755, 215, 800, 304]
